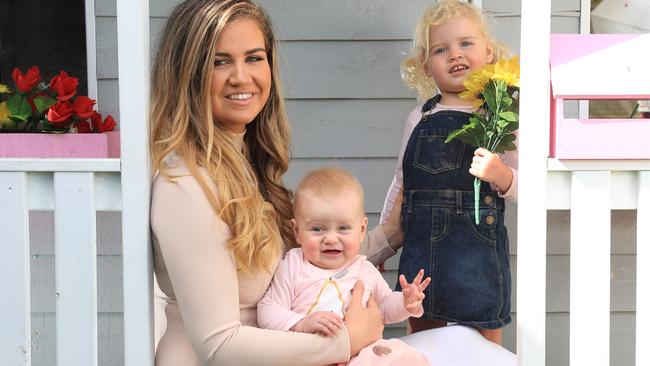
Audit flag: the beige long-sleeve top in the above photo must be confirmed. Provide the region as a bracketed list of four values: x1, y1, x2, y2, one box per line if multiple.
[151, 149, 398, 365]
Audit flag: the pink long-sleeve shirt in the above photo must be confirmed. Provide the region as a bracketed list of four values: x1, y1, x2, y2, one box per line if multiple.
[257, 248, 422, 331]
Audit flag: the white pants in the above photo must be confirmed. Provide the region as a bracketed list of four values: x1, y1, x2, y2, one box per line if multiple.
[400, 325, 516, 366]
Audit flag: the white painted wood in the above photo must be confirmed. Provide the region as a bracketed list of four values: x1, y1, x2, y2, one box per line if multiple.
[0, 172, 31, 365]
[547, 158, 650, 171]
[517, 0, 551, 364]
[570, 171, 611, 366]
[0, 159, 120, 172]
[54, 172, 98, 366]
[116, 0, 154, 364]
[20, 172, 121, 211]
[637, 171, 650, 366]
[85, 0, 98, 101]
[547, 170, 644, 210]
[32, 255, 124, 313]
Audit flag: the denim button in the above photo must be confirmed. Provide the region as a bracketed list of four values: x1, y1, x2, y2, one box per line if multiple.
[486, 215, 495, 225]
[484, 195, 494, 205]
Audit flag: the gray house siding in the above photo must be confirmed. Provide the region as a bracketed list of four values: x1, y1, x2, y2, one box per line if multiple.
[27, 1, 638, 365]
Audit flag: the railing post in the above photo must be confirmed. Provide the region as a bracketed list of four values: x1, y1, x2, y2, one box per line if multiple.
[116, 0, 154, 365]
[54, 172, 98, 366]
[638, 171, 650, 365]
[517, 0, 551, 364]
[0, 172, 31, 365]
[570, 171, 611, 365]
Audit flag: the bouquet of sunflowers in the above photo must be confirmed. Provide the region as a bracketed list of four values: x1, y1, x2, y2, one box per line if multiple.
[445, 56, 520, 224]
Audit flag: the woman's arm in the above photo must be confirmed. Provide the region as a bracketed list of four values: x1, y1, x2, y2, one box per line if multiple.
[152, 174, 352, 365]
[362, 188, 404, 265]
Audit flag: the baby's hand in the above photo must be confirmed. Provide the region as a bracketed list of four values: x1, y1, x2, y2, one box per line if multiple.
[291, 311, 344, 336]
[469, 147, 513, 192]
[399, 269, 431, 315]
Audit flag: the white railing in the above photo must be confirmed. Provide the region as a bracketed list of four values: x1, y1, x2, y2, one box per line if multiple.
[0, 159, 121, 366]
[545, 160, 650, 366]
[2, 158, 647, 366]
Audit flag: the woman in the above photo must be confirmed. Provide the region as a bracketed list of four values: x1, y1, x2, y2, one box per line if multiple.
[150, 1, 398, 364]
[150, 0, 515, 365]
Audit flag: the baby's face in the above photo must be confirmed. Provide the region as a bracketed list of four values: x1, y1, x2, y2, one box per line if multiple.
[292, 190, 367, 270]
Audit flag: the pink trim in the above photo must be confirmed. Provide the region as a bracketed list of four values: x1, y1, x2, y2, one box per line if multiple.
[550, 34, 639, 68]
[553, 118, 650, 159]
[0, 131, 120, 158]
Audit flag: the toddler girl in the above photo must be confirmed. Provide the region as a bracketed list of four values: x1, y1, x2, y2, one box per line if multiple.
[259, 168, 431, 366]
[381, 0, 518, 345]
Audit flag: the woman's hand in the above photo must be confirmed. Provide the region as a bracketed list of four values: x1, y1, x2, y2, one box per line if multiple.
[470, 148, 513, 193]
[381, 187, 404, 250]
[345, 281, 383, 356]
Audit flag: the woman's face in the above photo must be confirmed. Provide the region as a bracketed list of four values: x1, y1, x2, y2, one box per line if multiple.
[210, 18, 271, 133]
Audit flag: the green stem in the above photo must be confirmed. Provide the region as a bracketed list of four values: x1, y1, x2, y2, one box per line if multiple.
[474, 177, 481, 225]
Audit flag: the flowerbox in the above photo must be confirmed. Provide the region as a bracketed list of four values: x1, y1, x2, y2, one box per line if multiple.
[0, 131, 120, 158]
[550, 34, 650, 159]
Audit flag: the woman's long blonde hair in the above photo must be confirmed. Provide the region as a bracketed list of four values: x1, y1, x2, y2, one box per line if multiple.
[150, 0, 294, 274]
[402, 0, 511, 101]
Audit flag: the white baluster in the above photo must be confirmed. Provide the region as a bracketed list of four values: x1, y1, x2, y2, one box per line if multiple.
[570, 171, 611, 366]
[0, 172, 31, 365]
[637, 171, 650, 365]
[54, 172, 97, 366]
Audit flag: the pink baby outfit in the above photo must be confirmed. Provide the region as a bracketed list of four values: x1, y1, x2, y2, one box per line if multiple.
[258, 248, 430, 366]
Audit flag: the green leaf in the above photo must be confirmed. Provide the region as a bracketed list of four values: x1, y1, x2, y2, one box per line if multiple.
[483, 82, 498, 113]
[499, 111, 518, 122]
[501, 96, 513, 108]
[7, 94, 31, 122]
[33, 96, 57, 114]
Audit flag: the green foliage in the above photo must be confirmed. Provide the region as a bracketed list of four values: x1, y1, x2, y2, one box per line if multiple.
[7, 95, 31, 122]
[447, 80, 519, 154]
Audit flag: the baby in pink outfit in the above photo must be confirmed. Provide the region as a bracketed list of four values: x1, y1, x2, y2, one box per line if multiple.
[258, 168, 431, 366]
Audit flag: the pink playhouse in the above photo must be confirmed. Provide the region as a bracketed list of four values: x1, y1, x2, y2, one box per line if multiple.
[550, 34, 650, 159]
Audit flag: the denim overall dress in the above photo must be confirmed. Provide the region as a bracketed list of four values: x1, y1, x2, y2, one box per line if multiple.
[396, 95, 512, 329]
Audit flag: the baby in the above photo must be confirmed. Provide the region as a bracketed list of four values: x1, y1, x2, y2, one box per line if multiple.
[258, 168, 430, 366]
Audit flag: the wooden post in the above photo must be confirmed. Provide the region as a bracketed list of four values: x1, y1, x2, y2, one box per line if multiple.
[116, 0, 154, 365]
[0, 172, 31, 365]
[637, 171, 650, 365]
[517, 0, 551, 364]
[54, 172, 98, 366]
[570, 171, 611, 366]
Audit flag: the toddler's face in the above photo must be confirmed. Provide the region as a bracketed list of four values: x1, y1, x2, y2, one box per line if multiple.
[292, 189, 367, 270]
[423, 15, 493, 97]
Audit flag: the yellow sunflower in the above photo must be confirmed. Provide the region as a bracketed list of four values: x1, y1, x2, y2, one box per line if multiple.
[490, 56, 520, 88]
[0, 83, 10, 94]
[460, 70, 491, 108]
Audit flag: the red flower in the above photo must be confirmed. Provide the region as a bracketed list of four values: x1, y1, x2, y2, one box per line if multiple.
[73, 120, 92, 133]
[49, 71, 78, 101]
[46, 101, 74, 126]
[72, 96, 96, 118]
[90, 112, 116, 132]
[12, 67, 42, 93]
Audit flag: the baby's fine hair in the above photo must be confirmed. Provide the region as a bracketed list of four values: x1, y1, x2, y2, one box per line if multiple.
[295, 168, 365, 214]
[402, 0, 511, 101]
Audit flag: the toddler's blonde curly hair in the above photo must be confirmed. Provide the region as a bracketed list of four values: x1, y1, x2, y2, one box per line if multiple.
[402, 0, 511, 101]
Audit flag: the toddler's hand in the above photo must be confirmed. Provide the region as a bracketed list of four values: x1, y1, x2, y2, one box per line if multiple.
[399, 269, 431, 315]
[469, 147, 513, 193]
[291, 311, 344, 336]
